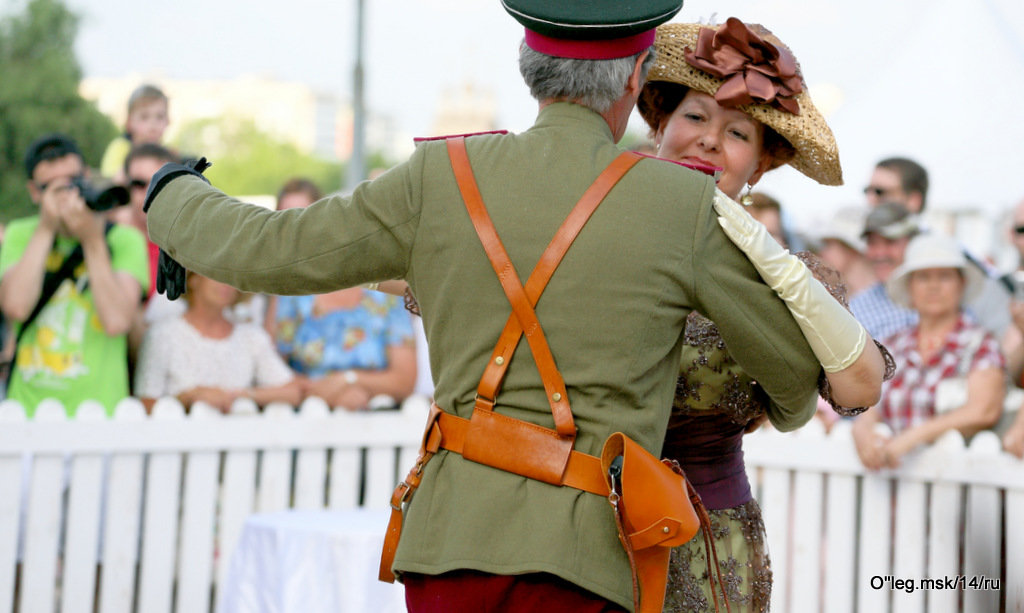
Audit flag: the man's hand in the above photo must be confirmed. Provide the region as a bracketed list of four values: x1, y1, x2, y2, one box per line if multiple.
[36, 178, 75, 234]
[60, 186, 105, 244]
[144, 157, 213, 300]
[155, 249, 186, 300]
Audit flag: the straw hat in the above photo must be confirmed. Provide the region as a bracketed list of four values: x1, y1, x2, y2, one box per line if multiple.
[886, 233, 985, 309]
[639, 18, 842, 186]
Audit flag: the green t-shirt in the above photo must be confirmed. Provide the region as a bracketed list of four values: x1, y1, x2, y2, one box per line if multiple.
[0, 217, 149, 417]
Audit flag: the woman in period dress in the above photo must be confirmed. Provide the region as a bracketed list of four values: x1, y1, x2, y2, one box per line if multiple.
[636, 18, 894, 611]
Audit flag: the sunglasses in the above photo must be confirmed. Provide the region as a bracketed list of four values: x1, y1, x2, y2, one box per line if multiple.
[863, 186, 893, 198]
[128, 179, 149, 190]
[1014, 225, 1024, 235]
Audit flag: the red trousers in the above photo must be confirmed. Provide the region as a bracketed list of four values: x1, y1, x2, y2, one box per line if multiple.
[404, 569, 628, 613]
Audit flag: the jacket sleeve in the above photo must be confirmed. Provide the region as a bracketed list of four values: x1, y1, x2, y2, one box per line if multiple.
[685, 183, 822, 432]
[146, 152, 424, 296]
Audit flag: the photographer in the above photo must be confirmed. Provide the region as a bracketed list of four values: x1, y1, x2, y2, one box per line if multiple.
[0, 133, 149, 417]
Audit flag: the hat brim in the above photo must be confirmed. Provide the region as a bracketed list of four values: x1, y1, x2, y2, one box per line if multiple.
[641, 22, 842, 186]
[886, 260, 986, 310]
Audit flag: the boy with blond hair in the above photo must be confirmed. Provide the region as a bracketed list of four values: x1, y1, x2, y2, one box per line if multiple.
[100, 84, 170, 181]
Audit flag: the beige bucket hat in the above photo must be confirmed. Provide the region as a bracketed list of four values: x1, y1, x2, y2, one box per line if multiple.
[886, 233, 985, 308]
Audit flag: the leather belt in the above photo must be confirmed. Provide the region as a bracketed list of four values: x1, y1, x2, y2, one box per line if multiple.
[429, 407, 610, 497]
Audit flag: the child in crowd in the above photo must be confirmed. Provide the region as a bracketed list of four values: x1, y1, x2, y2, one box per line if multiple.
[100, 84, 170, 182]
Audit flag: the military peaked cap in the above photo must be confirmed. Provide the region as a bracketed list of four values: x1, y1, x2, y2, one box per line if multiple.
[502, 0, 683, 59]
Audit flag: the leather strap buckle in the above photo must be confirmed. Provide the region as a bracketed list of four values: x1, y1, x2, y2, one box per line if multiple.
[390, 481, 413, 512]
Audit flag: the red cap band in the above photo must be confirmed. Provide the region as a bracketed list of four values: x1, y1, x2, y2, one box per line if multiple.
[524, 28, 656, 60]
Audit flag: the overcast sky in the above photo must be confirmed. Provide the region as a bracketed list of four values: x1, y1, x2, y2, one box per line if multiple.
[13, 0, 1024, 233]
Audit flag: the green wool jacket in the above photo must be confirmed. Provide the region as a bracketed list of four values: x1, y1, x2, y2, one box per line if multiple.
[147, 102, 820, 610]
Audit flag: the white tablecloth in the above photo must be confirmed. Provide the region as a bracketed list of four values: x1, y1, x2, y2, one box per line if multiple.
[218, 508, 407, 613]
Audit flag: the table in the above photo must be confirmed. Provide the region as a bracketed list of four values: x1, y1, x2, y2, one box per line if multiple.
[218, 508, 407, 613]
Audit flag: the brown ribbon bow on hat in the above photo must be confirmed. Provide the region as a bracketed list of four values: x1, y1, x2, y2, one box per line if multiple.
[683, 17, 803, 115]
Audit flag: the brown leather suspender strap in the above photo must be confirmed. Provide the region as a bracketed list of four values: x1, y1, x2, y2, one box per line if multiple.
[379, 138, 642, 582]
[468, 143, 647, 428]
[448, 135, 576, 437]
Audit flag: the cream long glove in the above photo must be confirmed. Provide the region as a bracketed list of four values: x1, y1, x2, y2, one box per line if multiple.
[712, 189, 867, 373]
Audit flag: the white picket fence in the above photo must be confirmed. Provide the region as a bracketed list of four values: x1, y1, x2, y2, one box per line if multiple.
[746, 418, 1024, 613]
[1, 396, 1021, 613]
[0, 395, 429, 613]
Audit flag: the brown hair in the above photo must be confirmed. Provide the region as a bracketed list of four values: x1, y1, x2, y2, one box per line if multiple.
[276, 177, 322, 209]
[876, 157, 929, 211]
[637, 81, 796, 171]
[123, 142, 179, 174]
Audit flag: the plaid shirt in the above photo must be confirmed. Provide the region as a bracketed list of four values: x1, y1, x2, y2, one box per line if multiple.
[879, 313, 1004, 433]
[850, 282, 918, 340]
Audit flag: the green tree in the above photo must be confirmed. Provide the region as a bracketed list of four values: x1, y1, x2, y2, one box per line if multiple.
[173, 117, 395, 198]
[0, 0, 117, 223]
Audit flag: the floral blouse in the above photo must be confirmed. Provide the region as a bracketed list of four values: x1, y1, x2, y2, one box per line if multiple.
[274, 292, 414, 378]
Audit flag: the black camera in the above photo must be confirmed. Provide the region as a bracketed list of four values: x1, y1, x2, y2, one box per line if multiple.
[70, 177, 129, 212]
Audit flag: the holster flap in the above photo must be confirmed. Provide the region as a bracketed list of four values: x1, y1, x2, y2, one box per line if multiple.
[462, 408, 573, 485]
[601, 432, 699, 549]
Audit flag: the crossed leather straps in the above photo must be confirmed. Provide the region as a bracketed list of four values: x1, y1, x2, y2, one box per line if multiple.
[377, 137, 730, 613]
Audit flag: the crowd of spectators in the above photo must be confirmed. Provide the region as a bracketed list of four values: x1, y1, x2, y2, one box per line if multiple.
[1, 84, 1023, 461]
[0, 84, 420, 416]
[748, 155, 1024, 461]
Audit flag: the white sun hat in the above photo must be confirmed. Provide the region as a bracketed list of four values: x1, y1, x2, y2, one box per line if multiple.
[886, 232, 985, 309]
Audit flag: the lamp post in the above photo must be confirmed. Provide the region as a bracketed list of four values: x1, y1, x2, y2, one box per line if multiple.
[346, 0, 366, 191]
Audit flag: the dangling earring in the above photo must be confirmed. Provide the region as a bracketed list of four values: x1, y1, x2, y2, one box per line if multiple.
[740, 185, 754, 206]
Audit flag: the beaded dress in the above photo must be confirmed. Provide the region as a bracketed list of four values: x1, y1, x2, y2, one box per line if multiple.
[662, 253, 894, 612]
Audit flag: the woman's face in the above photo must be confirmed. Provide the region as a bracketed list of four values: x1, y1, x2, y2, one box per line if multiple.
[908, 267, 965, 317]
[655, 90, 773, 200]
[188, 274, 239, 310]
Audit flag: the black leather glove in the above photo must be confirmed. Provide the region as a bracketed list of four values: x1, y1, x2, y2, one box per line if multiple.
[143, 157, 213, 300]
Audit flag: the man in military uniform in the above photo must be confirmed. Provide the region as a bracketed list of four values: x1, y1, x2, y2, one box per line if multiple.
[144, 2, 830, 610]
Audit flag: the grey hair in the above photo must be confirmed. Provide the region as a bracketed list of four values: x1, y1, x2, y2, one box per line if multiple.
[518, 44, 656, 114]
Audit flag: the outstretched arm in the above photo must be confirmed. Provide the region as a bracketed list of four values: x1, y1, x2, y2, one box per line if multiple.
[145, 153, 421, 297]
